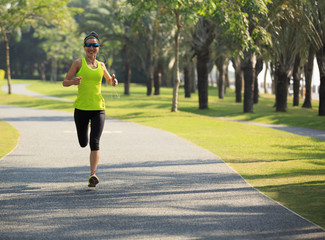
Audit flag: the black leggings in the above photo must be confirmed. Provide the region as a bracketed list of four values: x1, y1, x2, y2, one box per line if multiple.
[74, 109, 105, 151]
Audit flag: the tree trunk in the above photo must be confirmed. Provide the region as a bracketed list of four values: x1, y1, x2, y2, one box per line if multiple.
[264, 61, 268, 94]
[316, 45, 325, 116]
[242, 51, 256, 113]
[154, 59, 162, 95]
[197, 50, 210, 109]
[190, 59, 196, 93]
[216, 56, 228, 99]
[122, 44, 131, 95]
[145, 50, 153, 96]
[50, 58, 57, 83]
[38, 62, 46, 81]
[225, 64, 229, 93]
[275, 63, 289, 112]
[232, 56, 243, 103]
[3, 33, 12, 94]
[124, 60, 131, 96]
[270, 62, 276, 95]
[254, 56, 263, 104]
[302, 47, 315, 108]
[292, 55, 302, 106]
[171, 9, 181, 112]
[184, 65, 191, 98]
[154, 69, 161, 96]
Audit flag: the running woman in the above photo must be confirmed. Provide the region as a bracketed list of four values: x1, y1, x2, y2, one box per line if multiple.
[62, 31, 118, 187]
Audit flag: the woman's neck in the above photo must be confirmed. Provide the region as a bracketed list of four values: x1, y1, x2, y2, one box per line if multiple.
[85, 56, 96, 64]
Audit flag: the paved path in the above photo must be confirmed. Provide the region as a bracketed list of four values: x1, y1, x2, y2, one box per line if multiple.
[1, 85, 325, 239]
[1, 83, 73, 102]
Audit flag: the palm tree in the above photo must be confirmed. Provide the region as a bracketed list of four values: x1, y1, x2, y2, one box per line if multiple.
[192, 18, 215, 109]
[215, 55, 229, 99]
[213, 34, 232, 100]
[239, 1, 270, 113]
[267, 1, 314, 112]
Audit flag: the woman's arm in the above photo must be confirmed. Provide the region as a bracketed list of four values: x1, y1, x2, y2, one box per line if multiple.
[101, 62, 118, 86]
[62, 59, 82, 87]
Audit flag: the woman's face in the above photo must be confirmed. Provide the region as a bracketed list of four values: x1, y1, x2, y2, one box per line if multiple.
[84, 38, 99, 58]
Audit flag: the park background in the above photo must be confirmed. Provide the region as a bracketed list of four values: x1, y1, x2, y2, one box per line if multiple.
[1, 0, 325, 229]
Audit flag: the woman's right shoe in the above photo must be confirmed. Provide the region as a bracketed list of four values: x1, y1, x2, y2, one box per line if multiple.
[88, 174, 99, 187]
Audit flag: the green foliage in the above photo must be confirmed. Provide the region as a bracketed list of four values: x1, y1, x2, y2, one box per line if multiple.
[34, 27, 84, 63]
[0, 0, 80, 37]
[0, 0, 84, 84]
[267, 0, 319, 71]
[196, 0, 271, 55]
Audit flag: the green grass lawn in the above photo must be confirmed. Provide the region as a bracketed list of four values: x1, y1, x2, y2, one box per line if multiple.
[1, 79, 325, 228]
[0, 121, 20, 159]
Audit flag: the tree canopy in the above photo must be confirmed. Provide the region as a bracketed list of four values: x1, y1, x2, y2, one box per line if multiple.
[1, 0, 325, 115]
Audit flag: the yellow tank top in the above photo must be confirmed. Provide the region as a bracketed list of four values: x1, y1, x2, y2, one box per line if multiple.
[74, 58, 105, 110]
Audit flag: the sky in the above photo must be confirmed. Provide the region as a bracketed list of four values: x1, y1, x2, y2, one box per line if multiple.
[257, 59, 320, 87]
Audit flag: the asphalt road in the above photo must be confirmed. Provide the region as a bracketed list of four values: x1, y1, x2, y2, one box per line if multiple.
[1, 105, 325, 240]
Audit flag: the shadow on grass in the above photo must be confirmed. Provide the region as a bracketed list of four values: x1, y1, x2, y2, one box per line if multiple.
[241, 168, 325, 181]
[258, 181, 325, 228]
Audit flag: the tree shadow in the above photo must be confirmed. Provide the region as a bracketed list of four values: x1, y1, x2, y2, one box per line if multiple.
[1, 159, 324, 239]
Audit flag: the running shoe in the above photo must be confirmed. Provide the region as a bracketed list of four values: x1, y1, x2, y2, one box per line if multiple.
[88, 174, 99, 187]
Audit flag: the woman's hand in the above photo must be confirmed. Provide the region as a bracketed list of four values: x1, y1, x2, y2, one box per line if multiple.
[62, 76, 82, 87]
[73, 77, 82, 85]
[63, 60, 82, 87]
[112, 74, 118, 86]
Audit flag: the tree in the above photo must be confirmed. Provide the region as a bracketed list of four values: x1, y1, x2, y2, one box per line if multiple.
[127, 0, 198, 111]
[267, 0, 322, 112]
[213, 27, 233, 100]
[254, 56, 264, 104]
[302, 46, 315, 108]
[232, 56, 244, 103]
[159, 1, 198, 112]
[124, 1, 169, 96]
[35, 26, 83, 82]
[241, 1, 270, 113]
[215, 55, 229, 99]
[268, 1, 307, 111]
[181, 23, 196, 98]
[192, 18, 215, 109]
[204, 0, 271, 112]
[0, 0, 79, 94]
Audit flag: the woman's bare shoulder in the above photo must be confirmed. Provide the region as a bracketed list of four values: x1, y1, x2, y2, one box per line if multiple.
[99, 61, 108, 69]
[74, 58, 82, 66]
[67, 59, 82, 74]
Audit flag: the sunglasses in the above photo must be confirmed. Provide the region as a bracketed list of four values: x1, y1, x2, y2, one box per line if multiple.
[84, 43, 99, 48]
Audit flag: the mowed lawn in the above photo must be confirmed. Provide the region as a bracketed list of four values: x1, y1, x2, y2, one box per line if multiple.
[1, 80, 325, 228]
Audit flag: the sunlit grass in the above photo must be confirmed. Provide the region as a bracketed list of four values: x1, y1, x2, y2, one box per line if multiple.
[1, 79, 325, 228]
[0, 121, 20, 160]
